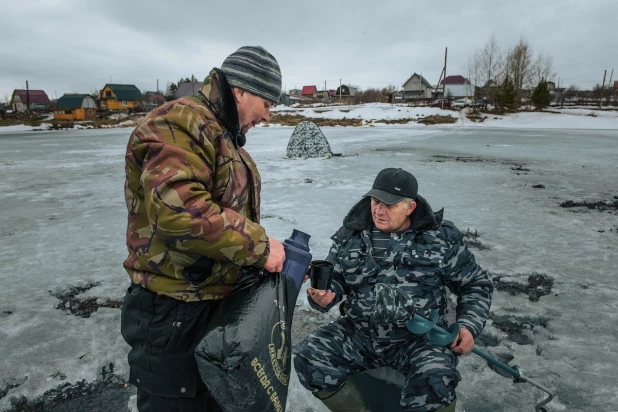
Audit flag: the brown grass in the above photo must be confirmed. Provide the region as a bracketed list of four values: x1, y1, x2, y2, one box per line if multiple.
[268, 113, 362, 127]
[0, 116, 47, 127]
[0, 114, 143, 129]
[417, 115, 457, 125]
[368, 118, 416, 125]
[466, 109, 487, 123]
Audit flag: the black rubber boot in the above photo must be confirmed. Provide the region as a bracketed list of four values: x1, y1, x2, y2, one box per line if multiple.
[314, 376, 371, 412]
[433, 399, 457, 412]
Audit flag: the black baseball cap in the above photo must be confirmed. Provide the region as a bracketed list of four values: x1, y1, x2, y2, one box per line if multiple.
[364, 168, 418, 205]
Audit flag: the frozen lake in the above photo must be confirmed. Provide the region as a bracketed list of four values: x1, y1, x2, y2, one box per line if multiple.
[0, 125, 617, 412]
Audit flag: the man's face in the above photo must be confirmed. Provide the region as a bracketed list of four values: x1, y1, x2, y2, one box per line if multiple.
[233, 88, 274, 133]
[371, 198, 416, 233]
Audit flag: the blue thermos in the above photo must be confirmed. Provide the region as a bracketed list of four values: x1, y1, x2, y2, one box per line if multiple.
[282, 229, 312, 292]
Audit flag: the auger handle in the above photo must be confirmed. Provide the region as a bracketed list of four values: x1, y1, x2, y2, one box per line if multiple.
[470, 347, 521, 378]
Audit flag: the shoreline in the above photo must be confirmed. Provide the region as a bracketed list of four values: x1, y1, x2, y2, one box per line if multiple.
[1, 105, 617, 133]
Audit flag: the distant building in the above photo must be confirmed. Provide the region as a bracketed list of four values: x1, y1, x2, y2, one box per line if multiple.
[614, 80, 618, 89]
[289, 88, 302, 96]
[144, 91, 167, 107]
[546, 81, 556, 92]
[400, 73, 433, 101]
[0, 103, 5, 119]
[54, 94, 97, 121]
[440, 75, 475, 99]
[99, 84, 144, 111]
[301, 85, 318, 98]
[334, 85, 358, 98]
[174, 81, 203, 99]
[315, 90, 331, 101]
[11, 89, 51, 112]
[279, 93, 306, 106]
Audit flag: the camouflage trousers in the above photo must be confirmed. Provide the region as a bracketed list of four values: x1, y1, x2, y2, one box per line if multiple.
[293, 317, 460, 412]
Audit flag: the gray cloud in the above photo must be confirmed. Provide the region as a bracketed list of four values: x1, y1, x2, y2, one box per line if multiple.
[1, 0, 616, 101]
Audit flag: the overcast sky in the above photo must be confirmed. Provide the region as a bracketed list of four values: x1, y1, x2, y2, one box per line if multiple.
[1, 0, 616, 101]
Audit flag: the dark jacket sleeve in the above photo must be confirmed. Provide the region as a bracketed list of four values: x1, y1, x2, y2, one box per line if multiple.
[441, 222, 494, 338]
[308, 241, 347, 313]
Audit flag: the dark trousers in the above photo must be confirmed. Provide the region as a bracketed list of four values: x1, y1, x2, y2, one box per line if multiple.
[121, 283, 222, 412]
[294, 317, 460, 412]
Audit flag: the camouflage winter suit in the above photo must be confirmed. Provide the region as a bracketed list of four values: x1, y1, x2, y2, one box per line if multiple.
[294, 196, 493, 412]
[123, 70, 269, 302]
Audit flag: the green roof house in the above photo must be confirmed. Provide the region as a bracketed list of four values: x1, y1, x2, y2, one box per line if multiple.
[99, 84, 144, 111]
[54, 93, 98, 120]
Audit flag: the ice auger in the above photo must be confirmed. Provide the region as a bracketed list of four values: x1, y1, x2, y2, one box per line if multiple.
[406, 310, 554, 412]
[373, 284, 554, 412]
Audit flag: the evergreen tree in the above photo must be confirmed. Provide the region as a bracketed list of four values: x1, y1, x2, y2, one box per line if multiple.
[496, 76, 517, 111]
[531, 79, 551, 110]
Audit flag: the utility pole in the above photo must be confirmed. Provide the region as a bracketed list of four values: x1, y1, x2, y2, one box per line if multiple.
[606, 69, 614, 105]
[599, 70, 607, 107]
[442, 47, 448, 110]
[110, 76, 112, 84]
[26, 80, 30, 117]
[339, 79, 342, 99]
[157, 79, 159, 94]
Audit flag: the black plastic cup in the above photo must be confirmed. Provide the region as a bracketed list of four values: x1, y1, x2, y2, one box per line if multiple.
[310, 260, 334, 290]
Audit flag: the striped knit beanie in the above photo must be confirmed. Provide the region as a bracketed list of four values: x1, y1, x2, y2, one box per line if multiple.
[221, 46, 282, 104]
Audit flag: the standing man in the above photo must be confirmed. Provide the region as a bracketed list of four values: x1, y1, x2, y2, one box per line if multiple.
[294, 168, 493, 412]
[121, 46, 285, 411]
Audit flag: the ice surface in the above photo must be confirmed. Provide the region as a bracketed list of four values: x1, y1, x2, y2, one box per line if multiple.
[0, 123, 617, 411]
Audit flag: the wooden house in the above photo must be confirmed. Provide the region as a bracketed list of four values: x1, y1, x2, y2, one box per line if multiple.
[11, 89, 51, 112]
[99, 84, 144, 111]
[401, 73, 433, 100]
[54, 94, 97, 121]
[144, 92, 167, 108]
[440, 75, 475, 99]
[174, 81, 203, 99]
[301, 85, 318, 98]
[334, 85, 358, 98]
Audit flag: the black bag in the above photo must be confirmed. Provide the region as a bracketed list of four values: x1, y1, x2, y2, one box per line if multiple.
[195, 273, 298, 412]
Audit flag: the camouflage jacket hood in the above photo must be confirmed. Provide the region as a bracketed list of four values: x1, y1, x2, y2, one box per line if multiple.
[123, 69, 269, 302]
[333, 195, 443, 242]
[198, 68, 246, 148]
[310, 195, 493, 340]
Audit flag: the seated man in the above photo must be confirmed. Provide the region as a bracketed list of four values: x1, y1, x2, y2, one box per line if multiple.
[294, 168, 493, 412]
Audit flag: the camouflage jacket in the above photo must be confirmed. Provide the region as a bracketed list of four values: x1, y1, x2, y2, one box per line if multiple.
[123, 69, 269, 302]
[309, 196, 493, 340]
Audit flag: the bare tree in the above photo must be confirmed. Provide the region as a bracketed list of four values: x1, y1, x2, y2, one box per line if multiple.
[466, 52, 482, 99]
[386, 84, 398, 92]
[564, 85, 578, 105]
[506, 38, 534, 105]
[479, 34, 504, 86]
[530, 53, 556, 86]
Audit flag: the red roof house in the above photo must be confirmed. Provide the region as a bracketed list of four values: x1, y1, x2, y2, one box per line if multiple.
[440, 75, 467, 85]
[11, 89, 51, 112]
[301, 86, 317, 97]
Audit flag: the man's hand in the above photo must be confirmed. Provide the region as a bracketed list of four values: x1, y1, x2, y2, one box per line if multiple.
[264, 237, 285, 273]
[303, 265, 311, 284]
[450, 327, 474, 355]
[307, 288, 335, 307]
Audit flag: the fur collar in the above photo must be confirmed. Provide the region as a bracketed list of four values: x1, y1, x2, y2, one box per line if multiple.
[333, 195, 443, 241]
[198, 68, 246, 148]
